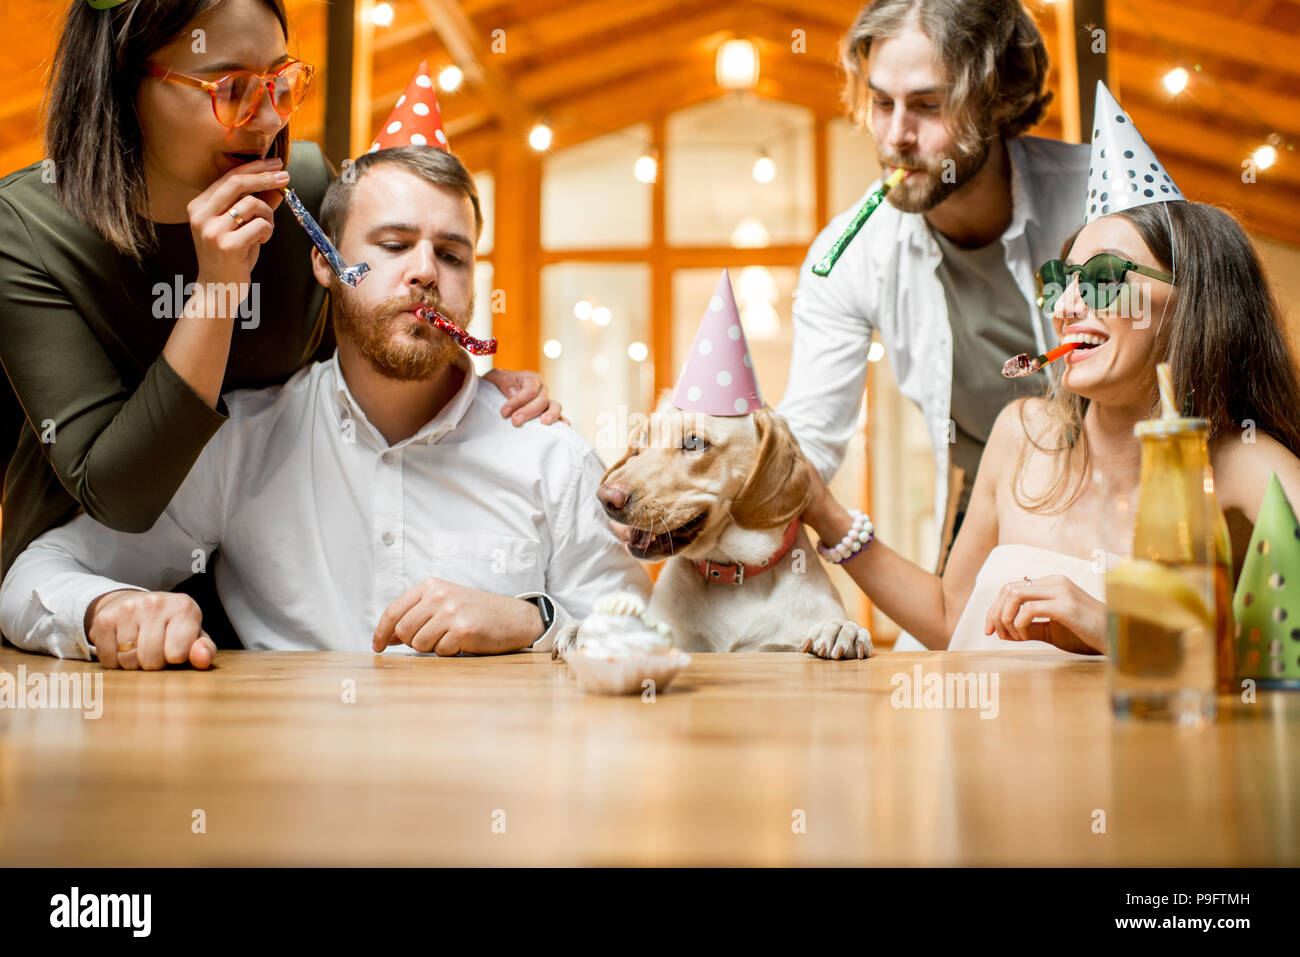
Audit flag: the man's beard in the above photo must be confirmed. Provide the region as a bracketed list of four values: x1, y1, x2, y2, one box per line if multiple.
[878, 136, 992, 213]
[332, 289, 474, 381]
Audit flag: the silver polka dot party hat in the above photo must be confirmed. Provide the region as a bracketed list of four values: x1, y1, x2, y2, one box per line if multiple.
[1085, 81, 1185, 224]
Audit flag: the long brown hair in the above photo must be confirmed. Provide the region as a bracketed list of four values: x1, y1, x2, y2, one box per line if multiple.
[840, 0, 1052, 157]
[1015, 200, 1300, 513]
[43, 0, 292, 259]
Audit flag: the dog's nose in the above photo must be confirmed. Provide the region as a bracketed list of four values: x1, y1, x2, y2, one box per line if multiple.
[597, 483, 631, 512]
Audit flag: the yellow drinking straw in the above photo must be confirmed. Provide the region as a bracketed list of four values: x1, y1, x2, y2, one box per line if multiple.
[1156, 363, 1178, 418]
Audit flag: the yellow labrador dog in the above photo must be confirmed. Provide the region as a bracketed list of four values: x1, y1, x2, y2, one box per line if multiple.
[559, 395, 871, 658]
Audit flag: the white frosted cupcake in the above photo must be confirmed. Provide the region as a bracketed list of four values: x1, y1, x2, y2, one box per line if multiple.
[563, 592, 690, 695]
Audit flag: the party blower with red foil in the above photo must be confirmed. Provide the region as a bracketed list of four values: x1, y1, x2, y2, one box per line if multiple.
[414, 306, 497, 356]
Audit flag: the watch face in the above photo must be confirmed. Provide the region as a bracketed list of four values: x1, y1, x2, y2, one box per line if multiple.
[537, 597, 553, 628]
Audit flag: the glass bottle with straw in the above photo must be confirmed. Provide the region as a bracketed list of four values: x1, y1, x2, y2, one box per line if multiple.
[1106, 363, 1234, 725]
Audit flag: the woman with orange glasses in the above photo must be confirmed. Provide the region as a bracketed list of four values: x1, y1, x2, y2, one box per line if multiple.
[0, 0, 557, 646]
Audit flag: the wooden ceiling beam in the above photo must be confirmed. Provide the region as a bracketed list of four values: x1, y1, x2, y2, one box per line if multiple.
[544, 59, 722, 142]
[1153, 148, 1300, 246]
[371, 25, 449, 63]
[743, 0, 858, 37]
[373, 20, 437, 53]
[414, 0, 530, 126]
[1108, 1, 1300, 81]
[515, 6, 842, 107]
[1109, 27, 1299, 96]
[484, 0, 844, 80]
[1122, 96, 1300, 192]
[754, 73, 842, 113]
[492, 0, 682, 69]
[516, 0, 841, 65]
[731, 45, 844, 89]
[451, 48, 843, 159]
[1114, 50, 1300, 141]
[458, 0, 579, 20]
[742, 12, 845, 66]
[447, 61, 715, 172]
[1123, 95, 1300, 168]
[515, 7, 745, 103]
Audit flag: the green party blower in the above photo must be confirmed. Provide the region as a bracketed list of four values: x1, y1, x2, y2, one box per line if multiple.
[811, 167, 907, 277]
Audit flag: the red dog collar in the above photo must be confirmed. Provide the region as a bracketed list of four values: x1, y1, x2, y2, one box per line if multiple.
[693, 518, 801, 585]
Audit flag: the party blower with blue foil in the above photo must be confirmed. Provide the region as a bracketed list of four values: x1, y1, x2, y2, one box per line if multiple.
[278, 187, 370, 287]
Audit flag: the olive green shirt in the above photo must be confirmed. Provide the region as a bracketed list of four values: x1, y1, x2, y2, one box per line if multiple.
[0, 141, 333, 577]
[930, 226, 1041, 515]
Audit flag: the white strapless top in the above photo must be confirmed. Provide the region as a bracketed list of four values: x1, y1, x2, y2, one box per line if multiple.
[946, 543, 1108, 654]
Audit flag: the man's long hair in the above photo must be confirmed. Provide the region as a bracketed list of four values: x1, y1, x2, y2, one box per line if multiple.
[840, 0, 1053, 155]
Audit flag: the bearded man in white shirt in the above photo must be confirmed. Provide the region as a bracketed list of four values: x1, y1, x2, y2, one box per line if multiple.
[0, 146, 650, 670]
[778, 0, 1090, 571]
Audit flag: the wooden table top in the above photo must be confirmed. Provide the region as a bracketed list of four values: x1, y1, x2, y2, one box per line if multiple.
[0, 645, 1295, 866]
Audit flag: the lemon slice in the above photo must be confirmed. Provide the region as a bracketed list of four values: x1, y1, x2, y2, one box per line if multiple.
[1106, 560, 1214, 631]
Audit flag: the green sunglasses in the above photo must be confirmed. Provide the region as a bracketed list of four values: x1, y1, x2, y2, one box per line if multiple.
[1035, 253, 1175, 314]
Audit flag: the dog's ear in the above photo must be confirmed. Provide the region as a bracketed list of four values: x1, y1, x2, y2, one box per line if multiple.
[729, 408, 812, 530]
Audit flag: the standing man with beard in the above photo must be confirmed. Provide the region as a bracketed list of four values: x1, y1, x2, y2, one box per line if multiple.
[778, 0, 1089, 573]
[0, 147, 649, 668]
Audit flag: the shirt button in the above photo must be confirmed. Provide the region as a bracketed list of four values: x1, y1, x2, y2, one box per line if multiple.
[381, 451, 395, 464]
[382, 532, 395, 546]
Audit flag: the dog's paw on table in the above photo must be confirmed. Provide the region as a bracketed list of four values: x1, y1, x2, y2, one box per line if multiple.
[800, 620, 873, 659]
[551, 621, 582, 660]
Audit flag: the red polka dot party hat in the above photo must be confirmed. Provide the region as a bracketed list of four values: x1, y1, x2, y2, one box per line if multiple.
[368, 60, 449, 153]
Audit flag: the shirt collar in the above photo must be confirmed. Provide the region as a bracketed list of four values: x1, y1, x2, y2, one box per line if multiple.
[1002, 136, 1035, 240]
[329, 348, 479, 448]
[901, 136, 1037, 254]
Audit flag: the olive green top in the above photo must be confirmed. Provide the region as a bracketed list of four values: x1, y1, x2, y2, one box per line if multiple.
[0, 141, 334, 576]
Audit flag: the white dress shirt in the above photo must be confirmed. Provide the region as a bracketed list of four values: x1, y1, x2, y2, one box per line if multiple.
[777, 135, 1090, 533]
[0, 352, 651, 658]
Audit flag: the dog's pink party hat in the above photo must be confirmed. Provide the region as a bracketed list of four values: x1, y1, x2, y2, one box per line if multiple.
[671, 270, 763, 416]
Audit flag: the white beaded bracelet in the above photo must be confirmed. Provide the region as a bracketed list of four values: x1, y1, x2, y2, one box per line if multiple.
[816, 509, 874, 564]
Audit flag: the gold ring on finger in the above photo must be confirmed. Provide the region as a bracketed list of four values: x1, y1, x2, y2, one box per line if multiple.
[228, 206, 246, 227]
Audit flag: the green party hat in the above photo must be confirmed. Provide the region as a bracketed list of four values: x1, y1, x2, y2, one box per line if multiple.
[1234, 472, 1300, 686]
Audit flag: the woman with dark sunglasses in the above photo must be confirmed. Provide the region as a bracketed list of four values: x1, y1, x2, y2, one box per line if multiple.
[798, 199, 1300, 656]
[0, 0, 556, 636]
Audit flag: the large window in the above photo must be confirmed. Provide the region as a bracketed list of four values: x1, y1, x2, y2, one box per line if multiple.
[667, 98, 815, 247]
[542, 124, 652, 250]
[540, 263, 652, 461]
